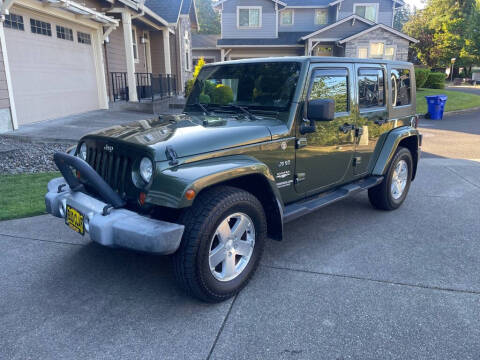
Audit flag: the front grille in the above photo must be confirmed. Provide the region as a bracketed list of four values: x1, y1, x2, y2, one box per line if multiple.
[86, 146, 131, 195]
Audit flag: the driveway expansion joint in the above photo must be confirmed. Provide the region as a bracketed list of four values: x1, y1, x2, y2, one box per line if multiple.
[0, 232, 85, 247]
[444, 166, 480, 190]
[263, 264, 480, 296]
[206, 294, 238, 360]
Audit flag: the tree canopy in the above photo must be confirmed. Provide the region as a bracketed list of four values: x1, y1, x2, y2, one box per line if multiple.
[404, 0, 480, 71]
[195, 0, 221, 34]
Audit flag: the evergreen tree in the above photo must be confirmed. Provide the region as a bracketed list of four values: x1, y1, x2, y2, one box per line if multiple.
[195, 0, 221, 34]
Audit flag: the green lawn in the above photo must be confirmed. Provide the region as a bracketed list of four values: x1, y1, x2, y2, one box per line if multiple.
[0, 172, 60, 221]
[416, 88, 480, 115]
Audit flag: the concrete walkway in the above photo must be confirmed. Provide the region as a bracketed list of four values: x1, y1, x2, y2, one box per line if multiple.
[1, 110, 157, 143]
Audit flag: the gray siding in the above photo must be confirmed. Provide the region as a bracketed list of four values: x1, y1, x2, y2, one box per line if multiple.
[150, 31, 166, 74]
[222, 0, 277, 39]
[105, 27, 127, 73]
[338, 0, 394, 26]
[278, 8, 337, 32]
[193, 49, 222, 62]
[228, 47, 304, 60]
[343, 27, 409, 61]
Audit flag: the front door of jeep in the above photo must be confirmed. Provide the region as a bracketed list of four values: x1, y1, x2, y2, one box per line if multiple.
[294, 65, 356, 196]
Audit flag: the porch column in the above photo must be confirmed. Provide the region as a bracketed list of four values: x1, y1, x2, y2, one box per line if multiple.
[121, 11, 138, 102]
[162, 28, 171, 74]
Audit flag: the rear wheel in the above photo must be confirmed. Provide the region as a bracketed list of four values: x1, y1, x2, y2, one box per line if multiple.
[368, 146, 413, 210]
[173, 186, 266, 302]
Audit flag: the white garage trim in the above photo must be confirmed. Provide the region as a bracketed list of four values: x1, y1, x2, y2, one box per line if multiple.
[0, 23, 18, 129]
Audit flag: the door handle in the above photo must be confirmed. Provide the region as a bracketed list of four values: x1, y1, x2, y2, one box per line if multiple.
[339, 123, 355, 134]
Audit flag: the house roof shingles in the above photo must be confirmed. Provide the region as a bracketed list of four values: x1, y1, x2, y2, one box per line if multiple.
[145, 0, 183, 24]
[218, 32, 308, 46]
[192, 34, 220, 48]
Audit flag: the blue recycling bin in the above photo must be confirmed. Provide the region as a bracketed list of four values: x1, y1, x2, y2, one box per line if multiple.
[425, 95, 448, 120]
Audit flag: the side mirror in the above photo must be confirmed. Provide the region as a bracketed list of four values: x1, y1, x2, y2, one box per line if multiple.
[307, 99, 335, 121]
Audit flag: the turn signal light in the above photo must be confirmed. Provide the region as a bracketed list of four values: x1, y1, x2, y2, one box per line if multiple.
[139, 192, 146, 206]
[185, 189, 196, 201]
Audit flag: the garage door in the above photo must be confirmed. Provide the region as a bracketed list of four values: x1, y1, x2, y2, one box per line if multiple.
[5, 8, 99, 125]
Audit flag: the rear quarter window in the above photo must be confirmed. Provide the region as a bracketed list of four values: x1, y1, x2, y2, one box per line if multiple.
[391, 69, 411, 107]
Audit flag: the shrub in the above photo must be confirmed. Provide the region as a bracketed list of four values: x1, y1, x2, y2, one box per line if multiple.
[212, 84, 233, 105]
[424, 72, 446, 89]
[415, 68, 430, 88]
[185, 79, 195, 98]
[199, 93, 211, 104]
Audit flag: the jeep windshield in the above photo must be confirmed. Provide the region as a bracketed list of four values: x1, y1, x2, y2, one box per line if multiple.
[185, 61, 302, 116]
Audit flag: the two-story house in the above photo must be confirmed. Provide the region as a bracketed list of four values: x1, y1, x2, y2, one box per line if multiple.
[193, 0, 416, 62]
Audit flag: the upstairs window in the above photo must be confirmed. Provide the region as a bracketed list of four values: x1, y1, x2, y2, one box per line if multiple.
[238, 7, 261, 28]
[309, 69, 349, 113]
[77, 31, 91, 45]
[354, 3, 378, 22]
[30, 19, 51, 36]
[315, 9, 328, 25]
[280, 9, 294, 25]
[358, 68, 385, 109]
[56, 25, 73, 41]
[5, 13, 24, 31]
[391, 69, 411, 107]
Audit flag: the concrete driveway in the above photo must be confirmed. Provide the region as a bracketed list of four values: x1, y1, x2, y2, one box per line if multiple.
[1, 112, 480, 359]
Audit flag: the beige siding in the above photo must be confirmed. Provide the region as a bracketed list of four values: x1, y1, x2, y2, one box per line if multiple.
[134, 27, 147, 73]
[0, 39, 10, 109]
[150, 31, 165, 74]
[105, 26, 127, 73]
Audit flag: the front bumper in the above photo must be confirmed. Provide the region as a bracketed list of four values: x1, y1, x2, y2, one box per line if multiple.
[45, 177, 184, 254]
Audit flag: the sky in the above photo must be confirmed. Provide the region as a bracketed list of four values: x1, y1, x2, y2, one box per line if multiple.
[404, 0, 426, 9]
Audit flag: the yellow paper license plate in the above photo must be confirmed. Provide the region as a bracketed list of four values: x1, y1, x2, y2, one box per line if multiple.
[65, 205, 84, 236]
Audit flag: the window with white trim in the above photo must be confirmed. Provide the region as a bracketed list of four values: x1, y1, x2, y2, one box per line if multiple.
[354, 3, 378, 22]
[184, 30, 191, 71]
[280, 9, 294, 25]
[384, 46, 395, 60]
[4, 13, 24, 31]
[238, 7, 261, 28]
[132, 28, 138, 61]
[315, 9, 328, 25]
[369, 42, 384, 59]
[358, 47, 368, 58]
[77, 31, 91, 45]
[56, 25, 73, 41]
[30, 19, 51, 36]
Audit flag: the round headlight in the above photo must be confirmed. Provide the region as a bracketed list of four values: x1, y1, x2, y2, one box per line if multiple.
[139, 157, 153, 183]
[78, 143, 87, 161]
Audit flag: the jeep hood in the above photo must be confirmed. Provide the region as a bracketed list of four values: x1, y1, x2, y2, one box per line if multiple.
[85, 113, 285, 162]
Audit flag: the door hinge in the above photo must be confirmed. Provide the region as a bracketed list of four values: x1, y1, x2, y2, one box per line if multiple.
[296, 137, 308, 149]
[352, 156, 362, 167]
[295, 172, 306, 183]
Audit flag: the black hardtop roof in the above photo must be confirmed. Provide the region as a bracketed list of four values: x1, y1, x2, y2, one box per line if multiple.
[204, 56, 412, 67]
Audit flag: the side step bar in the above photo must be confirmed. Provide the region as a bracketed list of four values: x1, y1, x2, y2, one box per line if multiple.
[283, 176, 383, 224]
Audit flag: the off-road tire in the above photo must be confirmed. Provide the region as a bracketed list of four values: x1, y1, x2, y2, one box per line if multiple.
[173, 186, 267, 302]
[368, 146, 413, 211]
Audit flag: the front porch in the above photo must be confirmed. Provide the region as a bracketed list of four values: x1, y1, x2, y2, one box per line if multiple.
[110, 72, 178, 103]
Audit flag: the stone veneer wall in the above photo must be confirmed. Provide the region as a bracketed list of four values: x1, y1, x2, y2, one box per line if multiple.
[344, 28, 410, 61]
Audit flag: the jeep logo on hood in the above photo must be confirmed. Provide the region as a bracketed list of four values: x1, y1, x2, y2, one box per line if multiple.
[104, 144, 114, 152]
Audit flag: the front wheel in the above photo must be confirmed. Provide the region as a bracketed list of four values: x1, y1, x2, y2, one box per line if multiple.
[368, 146, 413, 210]
[173, 186, 267, 302]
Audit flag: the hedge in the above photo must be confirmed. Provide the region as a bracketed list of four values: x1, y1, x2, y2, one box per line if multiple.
[415, 68, 430, 88]
[424, 72, 446, 89]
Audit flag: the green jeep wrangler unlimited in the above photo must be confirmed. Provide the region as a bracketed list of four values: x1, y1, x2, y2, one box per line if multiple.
[46, 57, 421, 302]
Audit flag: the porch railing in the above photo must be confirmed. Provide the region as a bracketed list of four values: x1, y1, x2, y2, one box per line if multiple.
[110, 72, 177, 102]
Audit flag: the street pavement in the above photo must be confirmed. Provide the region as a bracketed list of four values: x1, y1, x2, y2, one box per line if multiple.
[1, 111, 480, 359]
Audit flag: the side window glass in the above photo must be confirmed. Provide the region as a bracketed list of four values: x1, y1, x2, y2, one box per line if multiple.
[358, 68, 385, 109]
[391, 69, 411, 107]
[309, 69, 349, 113]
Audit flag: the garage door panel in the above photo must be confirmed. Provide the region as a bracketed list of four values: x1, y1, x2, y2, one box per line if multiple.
[5, 10, 100, 125]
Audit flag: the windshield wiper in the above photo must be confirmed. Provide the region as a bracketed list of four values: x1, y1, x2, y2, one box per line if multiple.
[187, 103, 211, 115]
[220, 105, 258, 120]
